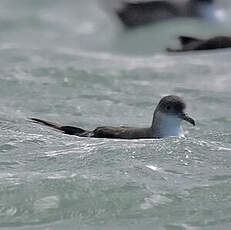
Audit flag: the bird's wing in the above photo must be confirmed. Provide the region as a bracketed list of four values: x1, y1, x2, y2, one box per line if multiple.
[93, 126, 137, 139]
[178, 36, 203, 46]
[116, 1, 178, 27]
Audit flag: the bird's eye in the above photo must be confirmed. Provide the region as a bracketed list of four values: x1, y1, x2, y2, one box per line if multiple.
[166, 106, 171, 110]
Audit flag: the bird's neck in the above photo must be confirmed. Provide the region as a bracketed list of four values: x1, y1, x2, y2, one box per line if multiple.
[151, 111, 182, 138]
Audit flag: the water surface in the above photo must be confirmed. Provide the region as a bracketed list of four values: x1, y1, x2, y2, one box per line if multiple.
[1, 0, 231, 229]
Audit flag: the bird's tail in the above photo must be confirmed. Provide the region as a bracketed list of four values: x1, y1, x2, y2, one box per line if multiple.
[178, 36, 202, 46]
[29, 118, 86, 136]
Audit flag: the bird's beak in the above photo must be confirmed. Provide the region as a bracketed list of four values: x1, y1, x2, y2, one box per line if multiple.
[180, 113, 195, 126]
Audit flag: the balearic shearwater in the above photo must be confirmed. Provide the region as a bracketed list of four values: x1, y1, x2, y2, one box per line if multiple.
[30, 95, 195, 139]
[104, 0, 220, 28]
[166, 35, 231, 52]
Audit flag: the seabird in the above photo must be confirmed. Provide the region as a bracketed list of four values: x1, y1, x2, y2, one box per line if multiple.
[166, 35, 231, 52]
[104, 0, 220, 28]
[30, 95, 195, 139]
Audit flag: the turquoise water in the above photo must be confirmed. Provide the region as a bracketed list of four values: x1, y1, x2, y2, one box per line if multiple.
[1, 0, 231, 229]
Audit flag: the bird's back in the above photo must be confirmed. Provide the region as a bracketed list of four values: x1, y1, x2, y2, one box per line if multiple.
[117, 1, 179, 27]
[89, 126, 153, 139]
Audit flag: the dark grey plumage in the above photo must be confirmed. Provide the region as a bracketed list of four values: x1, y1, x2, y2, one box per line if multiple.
[30, 95, 195, 139]
[109, 0, 216, 28]
[167, 35, 231, 52]
[117, 1, 178, 28]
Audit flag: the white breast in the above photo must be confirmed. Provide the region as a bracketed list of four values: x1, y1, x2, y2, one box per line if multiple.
[156, 113, 182, 138]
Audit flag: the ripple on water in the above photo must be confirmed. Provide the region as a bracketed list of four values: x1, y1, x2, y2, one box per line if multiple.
[0, 144, 17, 152]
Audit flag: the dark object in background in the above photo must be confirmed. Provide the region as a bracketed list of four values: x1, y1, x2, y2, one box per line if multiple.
[114, 0, 217, 28]
[166, 35, 231, 52]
